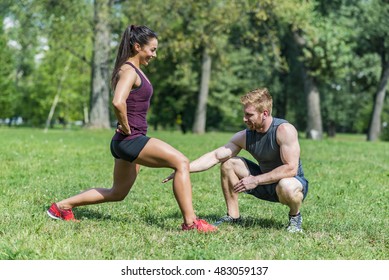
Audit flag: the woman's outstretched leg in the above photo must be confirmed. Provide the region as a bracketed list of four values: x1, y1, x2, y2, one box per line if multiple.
[47, 159, 139, 220]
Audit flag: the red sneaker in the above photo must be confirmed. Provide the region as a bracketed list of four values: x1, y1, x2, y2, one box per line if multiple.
[182, 218, 217, 232]
[47, 203, 75, 221]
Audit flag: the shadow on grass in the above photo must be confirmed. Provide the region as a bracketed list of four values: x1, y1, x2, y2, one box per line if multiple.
[141, 212, 284, 231]
[75, 209, 117, 221]
[239, 216, 284, 229]
[73, 208, 180, 228]
[60, 208, 132, 224]
[46, 205, 284, 230]
[205, 214, 284, 230]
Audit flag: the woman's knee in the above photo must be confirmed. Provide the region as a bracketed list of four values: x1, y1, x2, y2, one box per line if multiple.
[172, 154, 190, 172]
[108, 188, 129, 201]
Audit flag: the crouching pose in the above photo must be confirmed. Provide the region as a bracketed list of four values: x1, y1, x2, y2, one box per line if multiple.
[164, 88, 308, 232]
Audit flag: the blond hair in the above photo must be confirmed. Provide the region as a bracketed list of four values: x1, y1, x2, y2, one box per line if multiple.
[240, 88, 273, 115]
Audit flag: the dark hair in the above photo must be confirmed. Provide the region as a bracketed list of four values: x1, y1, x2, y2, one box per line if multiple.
[111, 25, 158, 89]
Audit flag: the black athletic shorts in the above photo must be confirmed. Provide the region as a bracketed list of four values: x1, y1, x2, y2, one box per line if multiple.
[110, 135, 150, 162]
[240, 157, 309, 203]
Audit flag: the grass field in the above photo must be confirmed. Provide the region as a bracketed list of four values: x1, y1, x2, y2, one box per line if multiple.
[0, 127, 388, 260]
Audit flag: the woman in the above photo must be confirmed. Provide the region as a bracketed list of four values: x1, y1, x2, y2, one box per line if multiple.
[47, 25, 216, 232]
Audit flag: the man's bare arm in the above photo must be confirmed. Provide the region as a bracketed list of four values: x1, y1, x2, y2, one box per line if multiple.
[234, 123, 300, 192]
[162, 130, 246, 183]
[190, 130, 245, 172]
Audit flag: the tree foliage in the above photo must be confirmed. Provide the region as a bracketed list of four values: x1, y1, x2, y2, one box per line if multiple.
[1, 0, 388, 141]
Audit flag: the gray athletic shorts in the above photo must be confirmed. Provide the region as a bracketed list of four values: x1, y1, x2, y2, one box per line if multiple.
[110, 135, 150, 162]
[240, 158, 309, 203]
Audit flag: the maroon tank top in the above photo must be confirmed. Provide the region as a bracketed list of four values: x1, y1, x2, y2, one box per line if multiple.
[112, 62, 153, 140]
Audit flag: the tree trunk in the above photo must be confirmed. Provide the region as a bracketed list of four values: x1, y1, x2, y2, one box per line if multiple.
[293, 30, 323, 140]
[192, 49, 212, 134]
[303, 70, 323, 140]
[367, 59, 389, 141]
[44, 56, 72, 133]
[88, 0, 112, 129]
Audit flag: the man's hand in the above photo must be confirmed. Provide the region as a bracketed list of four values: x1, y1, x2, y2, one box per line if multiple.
[162, 172, 175, 183]
[233, 175, 258, 193]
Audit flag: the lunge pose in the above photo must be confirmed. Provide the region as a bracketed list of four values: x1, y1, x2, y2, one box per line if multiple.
[47, 25, 216, 232]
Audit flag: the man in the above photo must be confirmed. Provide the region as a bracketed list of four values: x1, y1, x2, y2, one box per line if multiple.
[164, 88, 308, 232]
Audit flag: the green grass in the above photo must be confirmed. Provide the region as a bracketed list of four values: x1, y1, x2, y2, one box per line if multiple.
[0, 127, 388, 260]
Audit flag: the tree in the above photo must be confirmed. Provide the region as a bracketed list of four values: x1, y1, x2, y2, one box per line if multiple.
[88, 0, 113, 129]
[368, 60, 389, 140]
[2, 0, 42, 125]
[192, 49, 212, 134]
[0, 15, 16, 119]
[44, 56, 73, 132]
[283, 2, 324, 140]
[359, 0, 389, 141]
[35, 0, 92, 127]
[1, 0, 94, 126]
[275, 0, 359, 139]
[1, 0, 387, 137]
[120, 0, 243, 133]
[177, 1, 241, 134]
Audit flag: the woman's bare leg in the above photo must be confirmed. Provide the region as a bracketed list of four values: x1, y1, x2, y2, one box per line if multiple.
[134, 138, 197, 225]
[56, 159, 139, 210]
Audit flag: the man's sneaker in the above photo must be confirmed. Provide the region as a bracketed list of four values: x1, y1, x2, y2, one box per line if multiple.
[213, 214, 242, 227]
[287, 212, 303, 233]
[47, 203, 75, 221]
[182, 218, 217, 232]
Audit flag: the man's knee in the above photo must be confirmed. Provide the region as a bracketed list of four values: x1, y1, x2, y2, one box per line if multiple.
[221, 157, 244, 172]
[276, 178, 303, 201]
[221, 158, 251, 184]
[221, 158, 234, 172]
